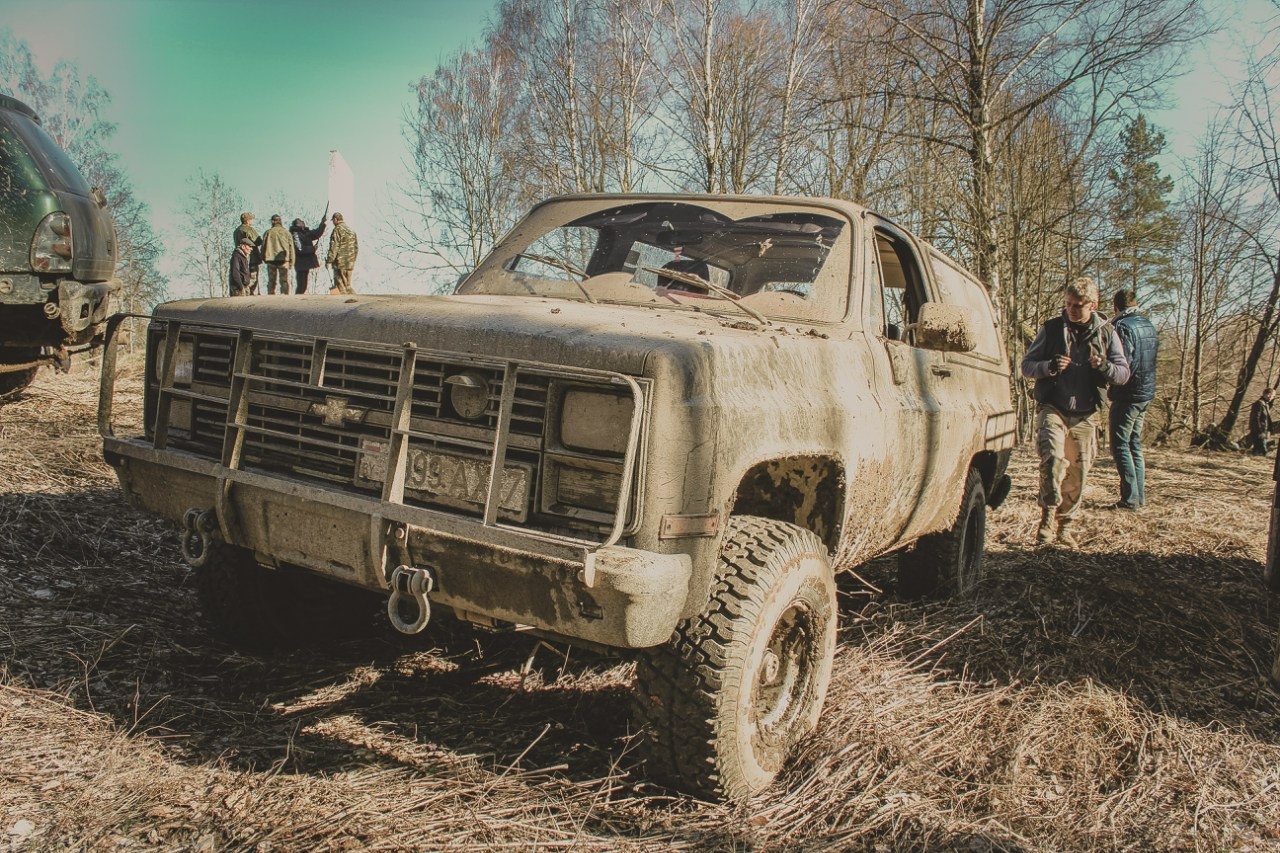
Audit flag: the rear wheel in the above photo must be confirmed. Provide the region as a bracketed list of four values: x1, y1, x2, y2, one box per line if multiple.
[632, 516, 837, 800]
[194, 544, 377, 652]
[898, 467, 987, 598]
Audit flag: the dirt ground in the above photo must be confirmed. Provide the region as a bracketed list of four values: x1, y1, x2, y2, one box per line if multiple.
[2, 358, 1279, 852]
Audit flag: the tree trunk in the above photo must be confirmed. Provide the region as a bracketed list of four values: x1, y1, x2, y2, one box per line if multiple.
[1211, 262, 1280, 444]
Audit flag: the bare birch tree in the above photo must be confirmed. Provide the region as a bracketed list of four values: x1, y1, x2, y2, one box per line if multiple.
[849, 0, 1203, 293]
[395, 46, 526, 277]
[176, 170, 245, 299]
[1208, 54, 1280, 443]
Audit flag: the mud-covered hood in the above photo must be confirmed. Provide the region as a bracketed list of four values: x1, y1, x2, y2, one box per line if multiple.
[152, 293, 783, 375]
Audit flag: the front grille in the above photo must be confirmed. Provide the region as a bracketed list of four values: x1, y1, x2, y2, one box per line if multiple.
[320, 346, 399, 412]
[145, 323, 643, 541]
[255, 339, 312, 390]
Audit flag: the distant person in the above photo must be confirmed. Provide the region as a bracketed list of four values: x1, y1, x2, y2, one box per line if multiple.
[1248, 388, 1277, 455]
[325, 212, 358, 295]
[1108, 289, 1159, 510]
[290, 215, 327, 295]
[231, 212, 262, 295]
[229, 238, 253, 296]
[1021, 276, 1130, 547]
[261, 214, 295, 295]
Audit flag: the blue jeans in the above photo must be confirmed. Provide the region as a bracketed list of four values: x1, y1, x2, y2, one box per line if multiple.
[1109, 399, 1150, 507]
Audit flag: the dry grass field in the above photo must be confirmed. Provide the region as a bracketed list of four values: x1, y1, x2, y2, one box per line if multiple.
[2, 357, 1279, 852]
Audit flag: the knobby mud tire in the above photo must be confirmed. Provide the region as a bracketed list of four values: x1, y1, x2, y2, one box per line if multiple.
[631, 516, 837, 800]
[194, 545, 377, 653]
[898, 467, 987, 598]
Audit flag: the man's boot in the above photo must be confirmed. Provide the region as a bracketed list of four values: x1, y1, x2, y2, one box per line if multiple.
[1057, 519, 1079, 548]
[1035, 508, 1054, 546]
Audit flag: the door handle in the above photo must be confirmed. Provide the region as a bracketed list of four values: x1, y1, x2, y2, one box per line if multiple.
[931, 364, 952, 378]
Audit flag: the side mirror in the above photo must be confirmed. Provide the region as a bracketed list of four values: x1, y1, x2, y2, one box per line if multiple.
[914, 302, 978, 353]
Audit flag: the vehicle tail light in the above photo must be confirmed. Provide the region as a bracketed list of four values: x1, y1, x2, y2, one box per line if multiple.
[31, 212, 73, 273]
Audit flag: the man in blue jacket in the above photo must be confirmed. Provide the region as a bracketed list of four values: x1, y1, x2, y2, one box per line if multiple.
[1108, 290, 1159, 510]
[1021, 277, 1130, 547]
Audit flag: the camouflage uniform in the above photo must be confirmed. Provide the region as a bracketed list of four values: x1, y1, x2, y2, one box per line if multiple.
[327, 220, 358, 295]
[261, 220, 296, 295]
[231, 222, 261, 294]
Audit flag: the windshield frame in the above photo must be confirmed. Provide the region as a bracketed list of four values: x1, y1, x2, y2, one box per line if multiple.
[457, 195, 857, 324]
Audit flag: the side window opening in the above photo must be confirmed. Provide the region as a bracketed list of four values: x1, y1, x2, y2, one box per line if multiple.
[874, 230, 927, 344]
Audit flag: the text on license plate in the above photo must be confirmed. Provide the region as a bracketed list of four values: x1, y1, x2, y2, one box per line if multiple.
[357, 440, 530, 522]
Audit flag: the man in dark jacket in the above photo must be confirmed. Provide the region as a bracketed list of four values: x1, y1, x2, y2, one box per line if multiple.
[228, 238, 253, 296]
[1249, 388, 1276, 455]
[290, 216, 327, 295]
[1021, 277, 1130, 547]
[1108, 290, 1159, 509]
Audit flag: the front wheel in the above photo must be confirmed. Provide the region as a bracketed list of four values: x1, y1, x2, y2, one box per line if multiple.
[631, 516, 837, 800]
[898, 466, 987, 598]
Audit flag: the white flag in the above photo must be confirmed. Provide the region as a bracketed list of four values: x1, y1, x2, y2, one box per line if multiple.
[327, 150, 355, 229]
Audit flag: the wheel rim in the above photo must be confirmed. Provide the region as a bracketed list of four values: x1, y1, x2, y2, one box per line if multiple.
[958, 503, 985, 592]
[754, 601, 820, 736]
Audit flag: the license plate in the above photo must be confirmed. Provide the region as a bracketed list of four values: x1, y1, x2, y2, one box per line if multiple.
[358, 440, 530, 522]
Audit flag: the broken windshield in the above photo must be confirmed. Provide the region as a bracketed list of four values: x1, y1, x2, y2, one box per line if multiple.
[457, 198, 851, 322]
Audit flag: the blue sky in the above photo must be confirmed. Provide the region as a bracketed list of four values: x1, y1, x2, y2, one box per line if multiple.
[4, 0, 498, 293]
[2, 0, 1278, 297]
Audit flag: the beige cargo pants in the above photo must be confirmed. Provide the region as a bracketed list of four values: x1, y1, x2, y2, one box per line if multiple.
[332, 266, 355, 295]
[1036, 404, 1097, 521]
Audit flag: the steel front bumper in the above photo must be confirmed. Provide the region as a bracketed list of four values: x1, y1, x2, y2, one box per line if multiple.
[104, 438, 691, 649]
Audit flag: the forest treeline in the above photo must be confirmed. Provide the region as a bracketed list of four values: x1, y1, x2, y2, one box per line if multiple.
[397, 0, 1277, 445]
[5, 1, 1280, 446]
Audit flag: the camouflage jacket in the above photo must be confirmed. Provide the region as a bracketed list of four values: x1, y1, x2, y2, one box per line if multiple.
[327, 223, 358, 269]
[261, 224, 296, 266]
[232, 223, 262, 267]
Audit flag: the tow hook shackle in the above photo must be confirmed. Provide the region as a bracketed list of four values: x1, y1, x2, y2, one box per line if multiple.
[180, 508, 218, 568]
[387, 565, 434, 635]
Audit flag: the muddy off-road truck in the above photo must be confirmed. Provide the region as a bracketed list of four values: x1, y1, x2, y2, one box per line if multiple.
[99, 194, 1014, 799]
[0, 94, 117, 397]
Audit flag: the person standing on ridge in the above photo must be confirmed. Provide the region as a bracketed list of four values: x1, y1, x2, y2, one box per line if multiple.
[228, 238, 253, 296]
[325, 212, 358, 295]
[290, 214, 327, 295]
[231, 212, 262, 295]
[261, 214, 295, 295]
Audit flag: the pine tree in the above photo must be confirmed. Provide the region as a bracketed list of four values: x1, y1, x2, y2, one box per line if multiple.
[1107, 114, 1179, 311]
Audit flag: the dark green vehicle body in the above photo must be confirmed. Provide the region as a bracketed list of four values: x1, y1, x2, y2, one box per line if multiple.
[0, 93, 117, 394]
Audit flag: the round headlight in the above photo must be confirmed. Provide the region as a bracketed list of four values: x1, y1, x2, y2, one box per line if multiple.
[446, 371, 489, 420]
